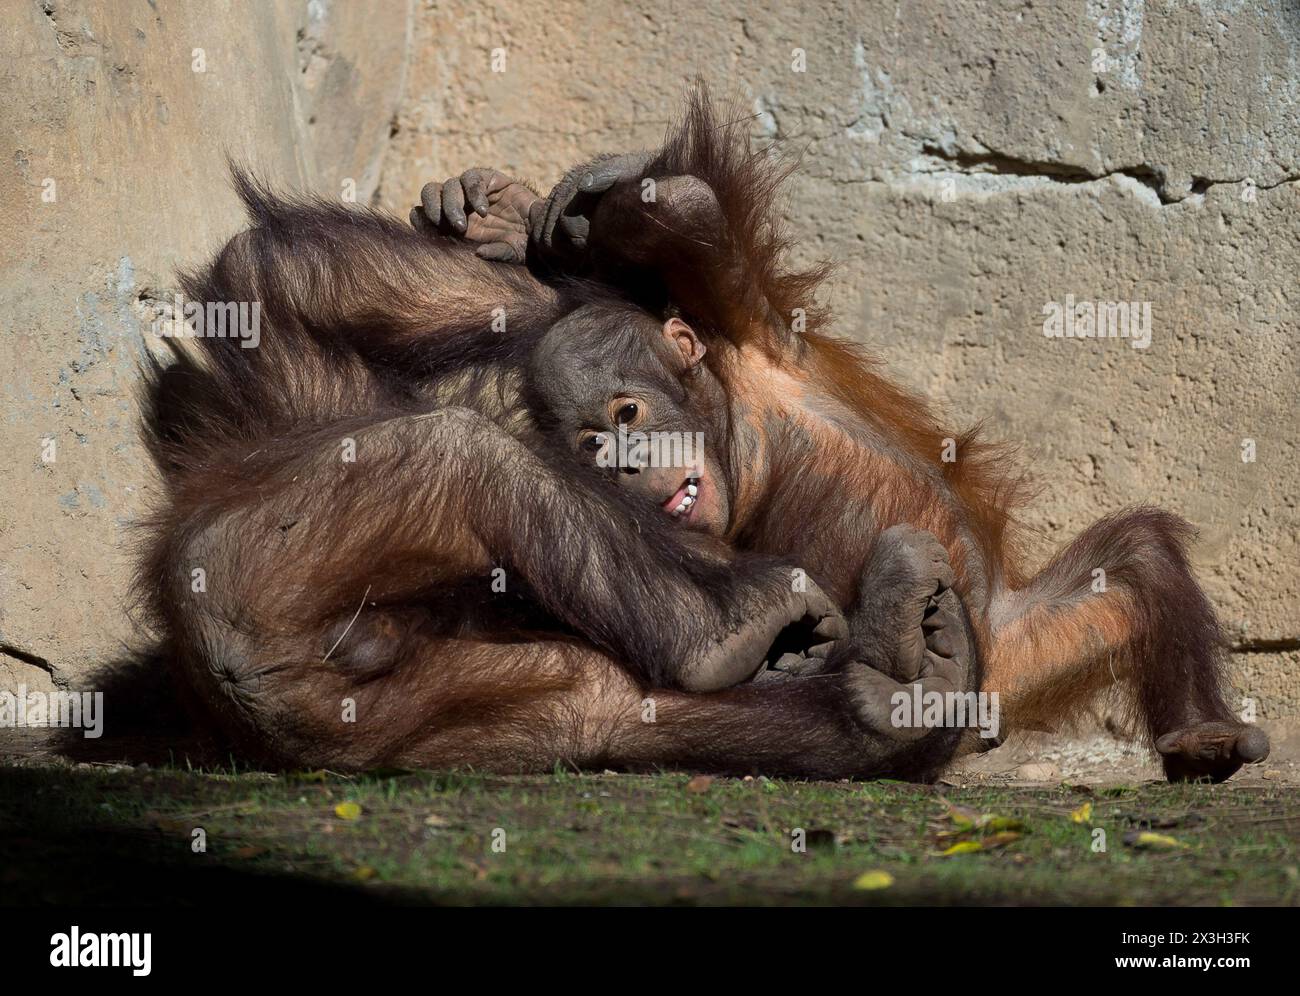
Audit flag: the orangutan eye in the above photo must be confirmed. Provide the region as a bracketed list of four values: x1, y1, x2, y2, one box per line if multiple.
[581, 433, 605, 454]
[614, 401, 640, 425]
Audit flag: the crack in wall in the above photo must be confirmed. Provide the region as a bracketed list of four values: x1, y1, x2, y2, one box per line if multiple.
[0, 643, 65, 687]
[918, 144, 1300, 205]
[1231, 637, 1300, 654]
[920, 145, 1178, 203]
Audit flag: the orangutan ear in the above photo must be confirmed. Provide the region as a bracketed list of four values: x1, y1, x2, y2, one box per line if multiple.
[663, 316, 706, 369]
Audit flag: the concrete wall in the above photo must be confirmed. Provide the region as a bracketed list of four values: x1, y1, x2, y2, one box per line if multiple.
[0, 0, 411, 695]
[3, 1, 1297, 720]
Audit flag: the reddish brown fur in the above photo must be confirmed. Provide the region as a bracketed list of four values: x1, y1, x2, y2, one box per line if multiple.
[593, 87, 1262, 773]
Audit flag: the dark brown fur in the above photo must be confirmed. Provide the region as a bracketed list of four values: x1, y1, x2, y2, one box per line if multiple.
[133, 150, 961, 779]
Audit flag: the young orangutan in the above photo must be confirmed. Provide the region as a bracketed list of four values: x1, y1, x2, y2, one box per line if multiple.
[417, 92, 1269, 781]
[523, 296, 979, 748]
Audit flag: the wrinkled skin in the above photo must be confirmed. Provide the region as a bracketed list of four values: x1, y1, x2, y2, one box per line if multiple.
[410, 168, 540, 263]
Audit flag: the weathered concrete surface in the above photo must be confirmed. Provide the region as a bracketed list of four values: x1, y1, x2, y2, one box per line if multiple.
[3, 0, 1297, 730]
[381, 0, 1299, 718]
[0, 0, 410, 689]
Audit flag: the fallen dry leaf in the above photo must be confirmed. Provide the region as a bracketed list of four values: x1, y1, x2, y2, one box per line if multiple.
[939, 832, 1022, 856]
[852, 870, 895, 890]
[938, 796, 981, 828]
[334, 801, 362, 820]
[937, 797, 1023, 833]
[290, 770, 330, 783]
[685, 775, 714, 794]
[980, 831, 1022, 850]
[1122, 830, 1189, 850]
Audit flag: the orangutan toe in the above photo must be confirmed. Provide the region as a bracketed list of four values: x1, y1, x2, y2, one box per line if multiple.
[1156, 721, 1270, 783]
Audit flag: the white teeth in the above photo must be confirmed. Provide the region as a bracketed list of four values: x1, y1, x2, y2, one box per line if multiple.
[669, 478, 700, 519]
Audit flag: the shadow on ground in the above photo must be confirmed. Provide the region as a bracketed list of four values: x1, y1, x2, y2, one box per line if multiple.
[3, 757, 1298, 906]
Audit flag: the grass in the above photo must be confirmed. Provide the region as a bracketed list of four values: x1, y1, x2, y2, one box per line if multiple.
[2, 762, 1297, 906]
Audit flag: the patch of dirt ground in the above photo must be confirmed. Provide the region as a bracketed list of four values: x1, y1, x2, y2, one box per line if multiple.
[947, 725, 1300, 786]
